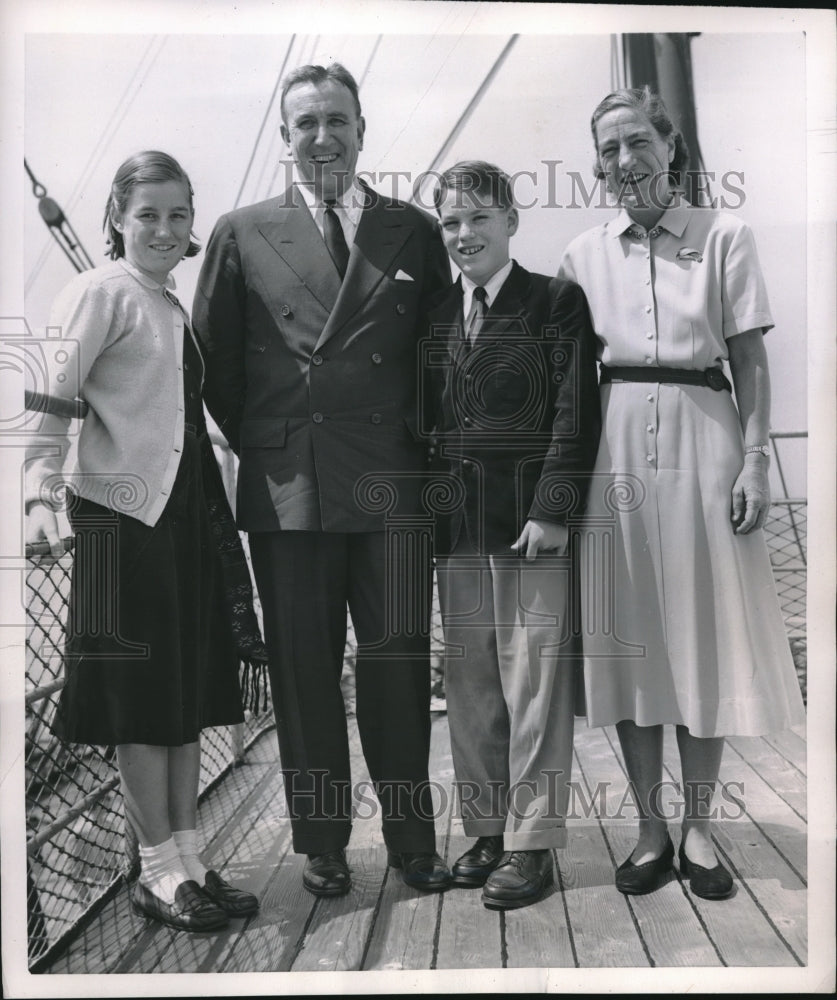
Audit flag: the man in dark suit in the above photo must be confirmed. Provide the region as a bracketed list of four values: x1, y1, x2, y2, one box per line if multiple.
[192, 63, 452, 896]
[423, 161, 600, 908]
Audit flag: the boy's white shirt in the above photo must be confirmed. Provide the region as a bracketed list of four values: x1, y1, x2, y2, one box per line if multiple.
[460, 258, 514, 317]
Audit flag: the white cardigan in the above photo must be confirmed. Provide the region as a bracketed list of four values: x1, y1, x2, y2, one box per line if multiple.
[25, 259, 203, 526]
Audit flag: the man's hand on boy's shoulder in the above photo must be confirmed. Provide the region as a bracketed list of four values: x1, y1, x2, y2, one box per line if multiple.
[510, 519, 569, 560]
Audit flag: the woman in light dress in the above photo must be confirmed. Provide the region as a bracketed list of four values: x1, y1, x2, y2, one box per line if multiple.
[559, 88, 805, 899]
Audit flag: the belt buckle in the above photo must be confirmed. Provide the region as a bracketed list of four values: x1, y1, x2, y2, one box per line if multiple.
[705, 368, 725, 391]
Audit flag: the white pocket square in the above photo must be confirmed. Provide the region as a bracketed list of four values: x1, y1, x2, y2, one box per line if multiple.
[394, 269, 415, 282]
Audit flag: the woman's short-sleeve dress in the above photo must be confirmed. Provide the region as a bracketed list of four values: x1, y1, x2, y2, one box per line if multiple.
[559, 203, 805, 738]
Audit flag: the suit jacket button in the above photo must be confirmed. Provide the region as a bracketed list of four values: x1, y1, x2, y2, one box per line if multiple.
[396, 303, 407, 315]
[312, 412, 324, 423]
[371, 352, 382, 364]
[312, 354, 323, 366]
[463, 416, 472, 426]
[281, 304, 292, 317]
[371, 413, 382, 424]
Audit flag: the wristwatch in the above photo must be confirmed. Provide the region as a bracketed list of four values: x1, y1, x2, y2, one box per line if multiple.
[744, 444, 770, 457]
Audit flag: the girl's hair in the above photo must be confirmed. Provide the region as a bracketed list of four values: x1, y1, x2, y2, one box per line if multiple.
[103, 150, 200, 260]
[590, 86, 690, 183]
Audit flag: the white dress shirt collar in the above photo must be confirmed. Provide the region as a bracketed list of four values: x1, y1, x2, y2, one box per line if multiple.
[293, 167, 365, 243]
[461, 258, 514, 318]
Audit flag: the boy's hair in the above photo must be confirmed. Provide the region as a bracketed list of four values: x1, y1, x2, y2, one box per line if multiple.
[433, 160, 515, 212]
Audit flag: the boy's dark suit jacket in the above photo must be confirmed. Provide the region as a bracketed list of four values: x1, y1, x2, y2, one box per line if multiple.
[424, 261, 601, 557]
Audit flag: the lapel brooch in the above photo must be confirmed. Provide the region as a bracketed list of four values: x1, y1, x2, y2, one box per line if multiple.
[676, 247, 704, 262]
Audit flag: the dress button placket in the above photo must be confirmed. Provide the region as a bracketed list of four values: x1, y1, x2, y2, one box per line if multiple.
[643, 245, 657, 466]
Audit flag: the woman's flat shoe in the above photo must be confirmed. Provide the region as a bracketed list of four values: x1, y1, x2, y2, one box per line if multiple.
[615, 834, 674, 895]
[678, 843, 734, 899]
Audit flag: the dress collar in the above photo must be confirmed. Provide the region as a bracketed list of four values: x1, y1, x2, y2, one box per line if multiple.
[610, 200, 691, 240]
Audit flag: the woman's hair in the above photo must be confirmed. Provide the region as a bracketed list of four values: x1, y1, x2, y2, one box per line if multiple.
[103, 150, 200, 260]
[433, 160, 515, 212]
[590, 87, 690, 183]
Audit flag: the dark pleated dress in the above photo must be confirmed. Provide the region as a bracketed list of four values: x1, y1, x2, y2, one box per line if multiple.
[51, 333, 245, 746]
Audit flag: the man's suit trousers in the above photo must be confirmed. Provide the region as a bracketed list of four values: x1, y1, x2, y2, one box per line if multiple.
[249, 529, 437, 855]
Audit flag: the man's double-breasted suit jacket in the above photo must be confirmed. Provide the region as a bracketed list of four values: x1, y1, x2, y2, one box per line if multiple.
[193, 182, 450, 533]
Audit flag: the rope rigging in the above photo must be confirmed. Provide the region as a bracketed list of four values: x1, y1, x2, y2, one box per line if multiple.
[410, 35, 519, 206]
[24, 159, 94, 274]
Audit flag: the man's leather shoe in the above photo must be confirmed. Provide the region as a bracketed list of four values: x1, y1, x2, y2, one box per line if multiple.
[451, 836, 505, 888]
[678, 843, 733, 900]
[202, 870, 260, 916]
[615, 834, 674, 895]
[481, 850, 553, 910]
[387, 851, 452, 892]
[131, 880, 229, 932]
[303, 850, 352, 897]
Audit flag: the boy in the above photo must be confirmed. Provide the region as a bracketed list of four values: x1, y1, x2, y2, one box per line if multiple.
[424, 161, 600, 909]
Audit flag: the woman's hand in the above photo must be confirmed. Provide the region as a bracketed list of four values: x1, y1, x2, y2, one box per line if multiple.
[511, 519, 569, 560]
[731, 456, 771, 534]
[26, 502, 64, 559]
[727, 330, 773, 535]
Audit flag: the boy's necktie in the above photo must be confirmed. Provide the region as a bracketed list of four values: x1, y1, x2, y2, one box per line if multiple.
[465, 286, 487, 348]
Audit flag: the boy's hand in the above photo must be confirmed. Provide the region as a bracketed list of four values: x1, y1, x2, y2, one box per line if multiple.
[511, 519, 568, 560]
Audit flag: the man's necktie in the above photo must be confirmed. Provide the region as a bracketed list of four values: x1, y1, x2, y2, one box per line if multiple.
[323, 200, 350, 279]
[465, 286, 487, 349]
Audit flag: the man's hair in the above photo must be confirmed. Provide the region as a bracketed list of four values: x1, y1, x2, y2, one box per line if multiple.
[433, 160, 515, 212]
[280, 62, 362, 123]
[590, 86, 690, 182]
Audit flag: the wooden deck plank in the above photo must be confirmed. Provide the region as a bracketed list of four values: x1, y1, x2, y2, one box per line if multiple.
[219, 850, 313, 973]
[762, 726, 808, 776]
[654, 730, 806, 966]
[503, 851, 577, 969]
[709, 822, 806, 965]
[291, 845, 386, 972]
[41, 711, 810, 975]
[557, 818, 651, 967]
[576, 724, 723, 968]
[695, 742, 806, 881]
[557, 722, 651, 968]
[361, 713, 452, 971]
[724, 736, 807, 821]
[433, 828, 505, 970]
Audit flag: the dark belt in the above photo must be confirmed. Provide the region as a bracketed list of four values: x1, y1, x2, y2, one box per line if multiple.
[600, 365, 732, 392]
